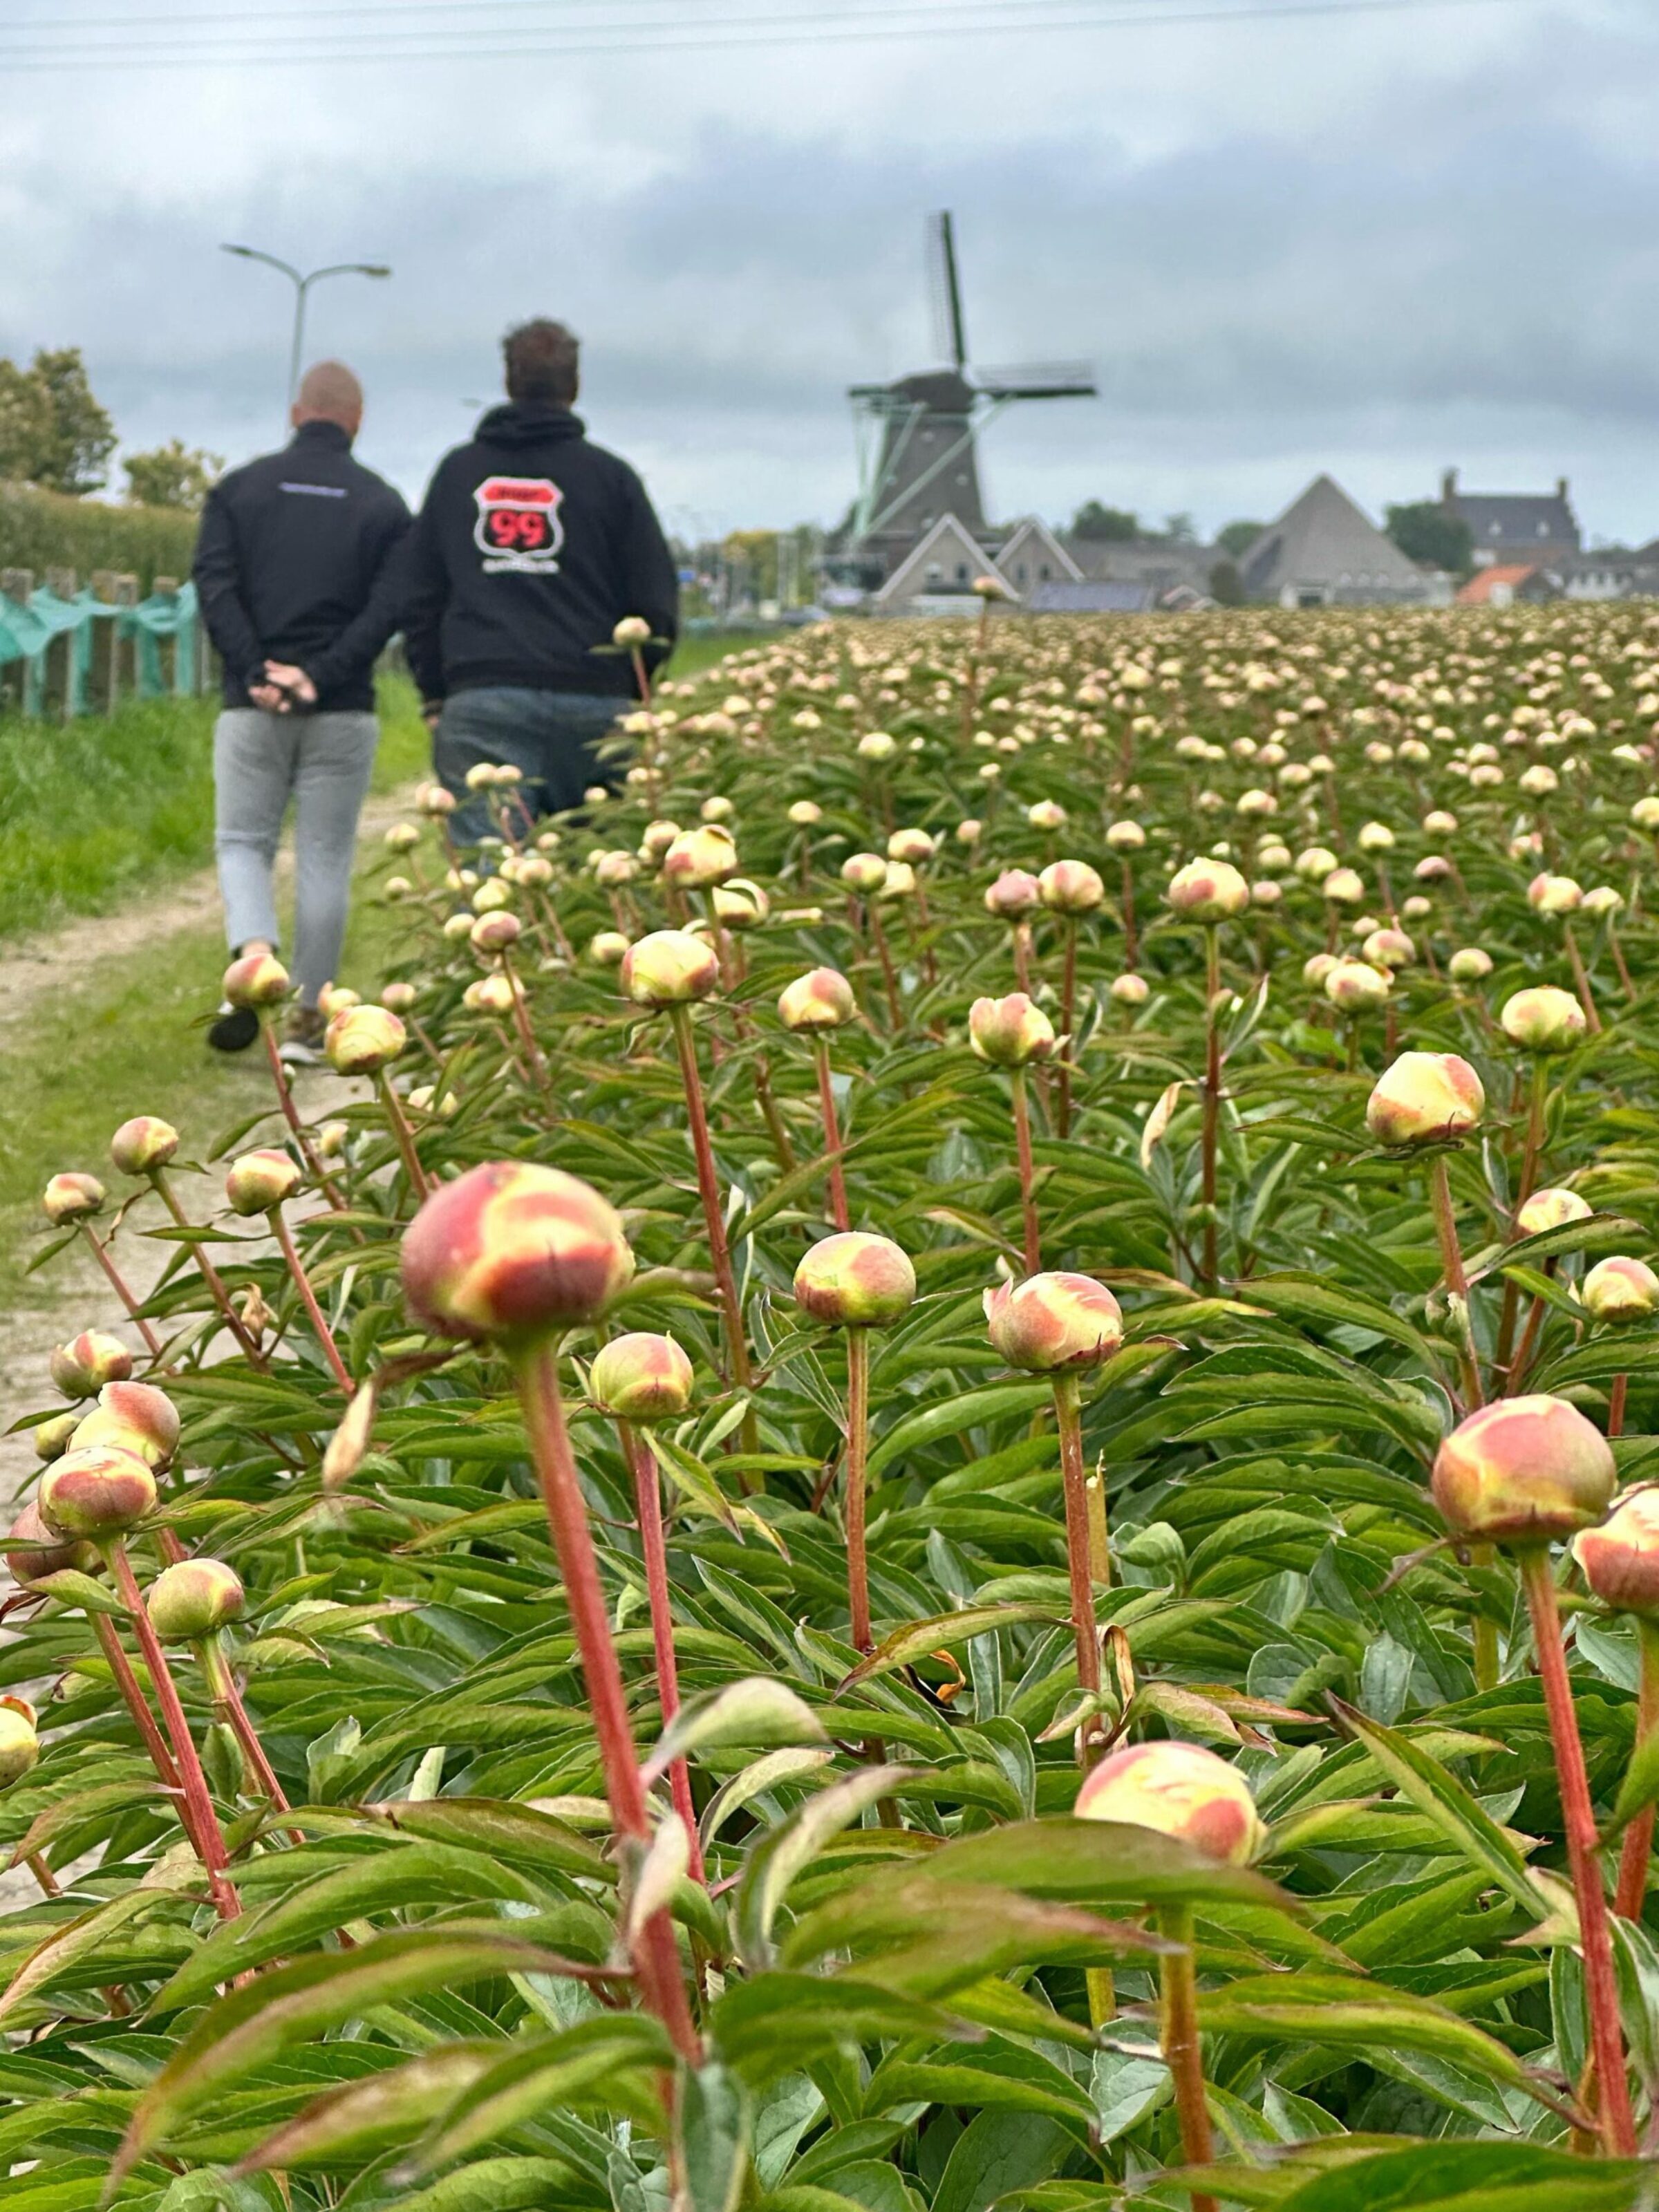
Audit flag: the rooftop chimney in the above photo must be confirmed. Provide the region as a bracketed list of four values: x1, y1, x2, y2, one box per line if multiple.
[1557, 477, 1569, 502]
[1441, 468, 1458, 504]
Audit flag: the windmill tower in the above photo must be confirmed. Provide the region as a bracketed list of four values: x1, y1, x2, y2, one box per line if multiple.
[837, 213, 1096, 588]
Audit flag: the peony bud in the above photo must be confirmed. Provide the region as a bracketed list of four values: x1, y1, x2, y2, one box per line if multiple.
[1295, 846, 1338, 881]
[226, 1149, 302, 1216]
[778, 968, 856, 1032]
[381, 982, 418, 1013]
[1365, 1052, 1484, 1147]
[589, 1332, 695, 1422]
[1106, 818, 1147, 853]
[43, 1172, 105, 1226]
[968, 993, 1056, 1068]
[1577, 1488, 1659, 1617]
[1111, 973, 1149, 1006]
[1027, 800, 1068, 832]
[147, 1558, 245, 1642]
[223, 950, 290, 1009]
[841, 852, 890, 894]
[33, 1412, 78, 1462]
[641, 819, 682, 859]
[613, 615, 653, 646]
[1322, 867, 1366, 906]
[4, 1499, 95, 1584]
[1075, 1740, 1265, 1866]
[956, 818, 983, 845]
[888, 828, 936, 868]
[1528, 873, 1583, 917]
[1039, 860, 1105, 914]
[858, 731, 897, 761]
[470, 911, 523, 955]
[1581, 1256, 1659, 1325]
[984, 868, 1043, 920]
[0, 1706, 39, 1790]
[50, 1329, 133, 1400]
[787, 800, 823, 828]
[1302, 953, 1337, 988]
[71, 1381, 180, 1468]
[465, 973, 519, 1016]
[620, 929, 719, 1009]
[712, 879, 769, 931]
[794, 1232, 917, 1329]
[985, 1272, 1123, 1372]
[1362, 928, 1416, 971]
[1165, 859, 1250, 921]
[662, 825, 738, 888]
[402, 1161, 634, 1341]
[1432, 1394, 1615, 1544]
[589, 930, 630, 967]
[109, 1116, 180, 1177]
[326, 1004, 407, 1076]
[40, 1445, 158, 1539]
[1324, 959, 1391, 1013]
[1448, 948, 1492, 982]
[1501, 986, 1586, 1053]
[1517, 1187, 1593, 1237]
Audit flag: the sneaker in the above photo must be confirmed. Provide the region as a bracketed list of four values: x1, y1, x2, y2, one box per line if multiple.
[277, 1006, 328, 1069]
[207, 1002, 259, 1054]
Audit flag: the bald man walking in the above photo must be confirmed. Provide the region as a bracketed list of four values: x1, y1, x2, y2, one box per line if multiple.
[193, 362, 411, 1062]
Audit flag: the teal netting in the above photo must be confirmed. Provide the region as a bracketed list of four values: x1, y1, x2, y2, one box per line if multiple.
[0, 582, 200, 713]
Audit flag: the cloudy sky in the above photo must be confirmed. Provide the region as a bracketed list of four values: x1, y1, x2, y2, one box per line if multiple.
[0, 0, 1652, 545]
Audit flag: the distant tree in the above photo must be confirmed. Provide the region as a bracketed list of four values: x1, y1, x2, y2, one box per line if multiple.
[1071, 500, 1138, 542]
[1209, 559, 1245, 607]
[124, 440, 224, 512]
[1216, 519, 1265, 559]
[0, 361, 54, 485]
[27, 349, 116, 494]
[1385, 501, 1473, 575]
[1162, 512, 1197, 545]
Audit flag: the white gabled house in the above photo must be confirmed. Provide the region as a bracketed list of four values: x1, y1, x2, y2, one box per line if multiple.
[991, 518, 1081, 600]
[872, 514, 1008, 615]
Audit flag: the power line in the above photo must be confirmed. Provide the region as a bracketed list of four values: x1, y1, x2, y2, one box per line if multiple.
[0, 0, 1562, 66]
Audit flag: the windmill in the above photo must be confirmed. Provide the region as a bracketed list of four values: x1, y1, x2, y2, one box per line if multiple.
[839, 212, 1096, 583]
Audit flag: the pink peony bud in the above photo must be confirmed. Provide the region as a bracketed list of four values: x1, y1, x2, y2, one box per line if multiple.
[794, 1232, 917, 1329]
[325, 1004, 407, 1076]
[43, 1172, 105, 1226]
[968, 993, 1056, 1068]
[620, 929, 720, 1009]
[223, 951, 291, 1009]
[588, 1331, 695, 1422]
[841, 852, 890, 894]
[1517, 1187, 1593, 1237]
[4, 1499, 96, 1584]
[1362, 928, 1416, 971]
[71, 1381, 180, 1468]
[465, 973, 519, 1015]
[0, 1705, 39, 1790]
[1432, 1394, 1615, 1544]
[1074, 1740, 1265, 1866]
[226, 1149, 302, 1216]
[382, 982, 418, 1013]
[984, 868, 1042, 920]
[470, 910, 523, 955]
[1165, 859, 1250, 921]
[1028, 799, 1067, 831]
[888, 828, 936, 868]
[778, 968, 857, 1033]
[1106, 820, 1146, 853]
[1365, 1052, 1484, 1147]
[1501, 986, 1586, 1053]
[613, 615, 653, 646]
[109, 1117, 180, 1177]
[402, 1161, 634, 1342]
[1111, 973, 1149, 1006]
[662, 825, 738, 888]
[985, 1272, 1123, 1372]
[1039, 860, 1106, 915]
[641, 819, 682, 859]
[1324, 959, 1391, 1012]
[590, 930, 630, 967]
[1448, 947, 1492, 982]
[1528, 873, 1583, 917]
[788, 800, 823, 828]
[40, 1444, 158, 1539]
[145, 1557, 245, 1642]
[50, 1329, 133, 1400]
[1322, 867, 1366, 906]
[1581, 1256, 1659, 1324]
[712, 879, 769, 931]
[1577, 1488, 1659, 1617]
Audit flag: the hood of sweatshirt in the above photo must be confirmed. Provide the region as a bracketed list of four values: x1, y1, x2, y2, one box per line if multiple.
[473, 402, 587, 449]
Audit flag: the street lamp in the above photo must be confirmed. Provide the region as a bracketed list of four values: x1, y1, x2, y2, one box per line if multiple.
[220, 245, 392, 427]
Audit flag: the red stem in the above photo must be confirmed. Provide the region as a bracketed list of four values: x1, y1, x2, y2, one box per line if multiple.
[1429, 1152, 1483, 1412]
[93, 1610, 181, 1792]
[514, 1341, 699, 2058]
[202, 1634, 292, 1817]
[667, 1005, 753, 1408]
[814, 1037, 850, 1231]
[261, 1022, 348, 1210]
[844, 1328, 872, 1655]
[498, 955, 552, 1097]
[376, 1072, 434, 1201]
[621, 1423, 704, 1883]
[78, 1224, 162, 1359]
[106, 1543, 241, 1922]
[1120, 863, 1138, 968]
[1517, 1546, 1635, 2155]
[1616, 1617, 1659, 1921]
[866, 902, 903, 1031]
[1057, 919, 1078, 1140]
[1201, 928, 1222, 1289]
[1053, 1374, 1102, 1707]
[268, 1209, 354, 1393]
[1563, 922, 1603, 1033]
[1010, 1066, 1042, 1276]
[1610, 1372, 1629, 1439]
[153, 1172, 264, 1365]
[1158, 1903, 1216, 2212]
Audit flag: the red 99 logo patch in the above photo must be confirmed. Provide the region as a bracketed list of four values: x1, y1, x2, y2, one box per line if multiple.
[473, 476, 565, 571]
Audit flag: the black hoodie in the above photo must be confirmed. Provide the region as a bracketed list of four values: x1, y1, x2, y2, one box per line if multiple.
[400, 403, 678, 704]
[191, 420, 411, 712]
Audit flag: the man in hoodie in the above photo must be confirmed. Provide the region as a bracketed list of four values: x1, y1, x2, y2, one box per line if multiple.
[193, 359, 410, 1062]
[400, 319, 678, 841]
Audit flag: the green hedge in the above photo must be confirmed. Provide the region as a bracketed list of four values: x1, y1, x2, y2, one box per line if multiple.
[0, 480, 198, 593]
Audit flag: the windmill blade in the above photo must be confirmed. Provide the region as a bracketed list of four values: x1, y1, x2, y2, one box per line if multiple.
[927, 210, 969, 373]
[975, 359, 1098, 400]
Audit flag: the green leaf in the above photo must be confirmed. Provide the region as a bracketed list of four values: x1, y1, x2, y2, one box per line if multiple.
[399, 2016, 671, 2173]
[1272, 2139, 1656, 2211]
[866, 1382, 1053, 1478]
[836, 1604, 1065, 1692]
[734, 1767, 912, 1967]
[644, 1678, 827, 1783]
[230, 2042, 501, 2173]
[679, 2061, 753, 2212]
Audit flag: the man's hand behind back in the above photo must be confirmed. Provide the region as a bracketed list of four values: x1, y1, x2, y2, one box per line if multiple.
[265, 661, 319, 709]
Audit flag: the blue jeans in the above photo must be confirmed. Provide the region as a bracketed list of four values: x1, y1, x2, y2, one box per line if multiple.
[434, 686, 625, 845]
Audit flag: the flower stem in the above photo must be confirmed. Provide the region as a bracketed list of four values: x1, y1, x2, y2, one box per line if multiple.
[619, 1421, 704, 1883]
[1057, 919, 1078, 1140]
[1156, 1902, 1217, 2212]
[268, 1208, 354, 1394]
[814, 1038, 850, 1231]
[1616, 1617, 1659, 1921]
[200, 1633, 294, 1822]
[1517, 1544, 1635, 2154]
[106, 1542, 241, 1923]
[1009, 1066, 1042, 1276]
[77, 1223, 162, 1359]
[844, 1328, 873, 1655]
[513, 1339, 700, 2060]
[1201, 927, 1222, 1289]
[1428, 1152, 1483, 1415]
[377, 1073, 433, 1201]
[1563, 921, 1603, 1034]
[498, 955, 552, 1097]
[1052, 1374, 1103, 1714]
[93, 1611, 181, 1792]
[261, 1021, 346, 1209]
[1120, 862, 1138, 968]
[667, 1004, 754, 1418]
[151, 1171, 265, 1364]
[866, 901, 903, 1030]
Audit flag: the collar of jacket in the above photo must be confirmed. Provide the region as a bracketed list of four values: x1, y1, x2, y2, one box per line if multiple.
[288, 420, 354, 453]
[474, 401, 585, 447]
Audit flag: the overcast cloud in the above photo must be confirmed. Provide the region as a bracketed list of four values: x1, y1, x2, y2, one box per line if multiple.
[1, 0, 1656, 544]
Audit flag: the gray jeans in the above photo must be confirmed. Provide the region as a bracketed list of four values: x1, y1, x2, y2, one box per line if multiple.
[214, 708, 378, 1006]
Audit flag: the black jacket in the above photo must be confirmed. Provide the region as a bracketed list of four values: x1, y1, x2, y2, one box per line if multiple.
[399, 403, 678, 704]
[192, 421, 411, 712]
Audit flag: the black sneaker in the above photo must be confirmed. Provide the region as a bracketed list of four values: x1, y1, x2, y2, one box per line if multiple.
[207, 1002, 259, 1053]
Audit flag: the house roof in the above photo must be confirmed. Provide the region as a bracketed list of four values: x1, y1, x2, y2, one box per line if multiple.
[1239, 476, 1427, 599]
[1456, 564, 1538, 603]
[1449, 489, 1577, 547]
[1028, 580, 1152, 614]
[1064, 536, 1212, 590]
[873, 514, 1002, 606]
[993, 518, 1082, 584]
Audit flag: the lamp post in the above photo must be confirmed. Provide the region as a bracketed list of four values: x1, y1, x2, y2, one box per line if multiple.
[220, 246, 391, 426]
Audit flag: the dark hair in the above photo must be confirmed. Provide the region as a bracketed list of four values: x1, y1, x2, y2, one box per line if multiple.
[503, 319, 580, 405]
